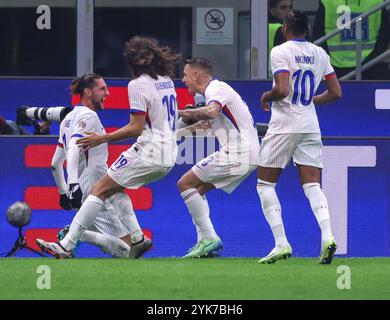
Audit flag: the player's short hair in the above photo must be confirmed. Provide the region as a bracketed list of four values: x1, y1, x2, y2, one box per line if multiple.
[284, 10, 309, 36]
[71, 73, 103, 96]
[185, 58, 213, 76]
[269, 0, 291, 9]
[123, 36, 182, 79]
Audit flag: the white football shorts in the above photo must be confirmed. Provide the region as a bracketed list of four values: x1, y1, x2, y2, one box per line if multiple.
[259, 133, 323, 169]
[192, 150, 257, 194]
[108, 145, 172, 189]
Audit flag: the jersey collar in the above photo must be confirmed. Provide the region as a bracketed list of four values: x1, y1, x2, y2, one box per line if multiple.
[204, 77, 218, 93]
[291, 38, 307, 42]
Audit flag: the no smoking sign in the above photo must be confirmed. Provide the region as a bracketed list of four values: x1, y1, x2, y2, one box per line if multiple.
[197, 8, 233, 45]
[204, 9, 226, 30]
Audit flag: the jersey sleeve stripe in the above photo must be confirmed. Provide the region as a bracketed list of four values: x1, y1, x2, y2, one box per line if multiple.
[273, 69, 290, 75]
[130, 109, 147, 115]
[325, 72, 336, 79]
[207, 100, 223, 110]
[221, 105, 240, 133]
[57, 143, 64, 148]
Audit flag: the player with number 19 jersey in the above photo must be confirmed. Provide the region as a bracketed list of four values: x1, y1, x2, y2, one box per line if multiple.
[108, 74, 178, 188]
[267, 39, 335, 134]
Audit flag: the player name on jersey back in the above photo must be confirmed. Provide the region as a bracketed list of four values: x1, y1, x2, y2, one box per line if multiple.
[295, 55, 314, 64]
[268, 40, 335, 134]
[128, 74, 178, 167]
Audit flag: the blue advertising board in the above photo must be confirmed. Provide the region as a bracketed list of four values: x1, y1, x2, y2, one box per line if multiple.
[0, 137, 388, 258]
[0, 79, 389, 258]
[0, 79, 390, 136]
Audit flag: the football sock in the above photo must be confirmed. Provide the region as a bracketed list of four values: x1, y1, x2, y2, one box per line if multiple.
[303, 183, 333, 246]
[60, 195, 104, 251]
[193, 218, 203, 243]
[109, 192, 144, 244]
[257, 179, 289, 247]
[80, 231, 131, 258]
[193, 194, 208, 242]
[181, 188, 218, 241]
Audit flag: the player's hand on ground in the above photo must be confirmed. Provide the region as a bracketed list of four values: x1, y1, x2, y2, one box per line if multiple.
[260, 93, 271, 112]
[69, 183, 83, 209]
[59, 193, 72, 211]
[77, 132, 104, 149]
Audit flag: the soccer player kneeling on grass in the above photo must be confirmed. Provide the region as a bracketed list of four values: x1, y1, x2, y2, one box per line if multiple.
[46, 73, 147, 259]
[178, 58, 261, 258]
[257, 11, 342, 264]
[37, 36, 181, 259]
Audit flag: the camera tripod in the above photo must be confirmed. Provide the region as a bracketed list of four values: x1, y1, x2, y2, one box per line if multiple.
[6, 227, 46, 257]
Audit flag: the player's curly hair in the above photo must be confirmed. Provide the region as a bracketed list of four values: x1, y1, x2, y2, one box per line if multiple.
[123, 36, 182, 79]
[284, 10, 309, 36]
[70, 73, 102, 96]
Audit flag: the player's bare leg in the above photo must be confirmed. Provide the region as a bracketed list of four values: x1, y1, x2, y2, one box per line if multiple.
[297, 164, 337, 264]
[257, 166, 292, 264]
[178, 170, 223, 258]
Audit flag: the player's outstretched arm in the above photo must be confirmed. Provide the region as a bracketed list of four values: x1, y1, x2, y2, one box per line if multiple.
[77, 113, 145, 148]
[313, 76, 342, 105]
[178, 102, 220, 122]
[177, 120, 211, 137]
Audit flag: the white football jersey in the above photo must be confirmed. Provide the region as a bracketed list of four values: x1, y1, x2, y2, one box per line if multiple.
[58, 105, 108, 197]
[205, 79, 260, 165]
[269, 39, 335, 134]
[128, 74, 178, 167]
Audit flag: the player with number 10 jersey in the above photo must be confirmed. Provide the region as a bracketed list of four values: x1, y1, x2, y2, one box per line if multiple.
[259, 27, 336, 169]
[266, 35, 335, 136]
[257, 11, 342, 265]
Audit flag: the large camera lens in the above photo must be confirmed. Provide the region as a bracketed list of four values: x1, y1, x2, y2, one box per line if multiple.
[24, 106, 73, 123]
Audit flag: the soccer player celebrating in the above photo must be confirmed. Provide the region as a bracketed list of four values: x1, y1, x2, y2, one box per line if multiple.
[257, 10, 342, 264]
[178, 58, 260, 258]
[47, 73, 147, 259]
[37, 36, 181, 258]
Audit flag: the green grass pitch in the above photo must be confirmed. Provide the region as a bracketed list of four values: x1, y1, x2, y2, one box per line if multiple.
[1, 258, 389, 300]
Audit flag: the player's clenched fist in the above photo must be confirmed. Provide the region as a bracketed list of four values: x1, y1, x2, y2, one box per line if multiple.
[69, 183, 83, 209]
[260, 92, 271, 112]
[59, 193, 72, 211]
